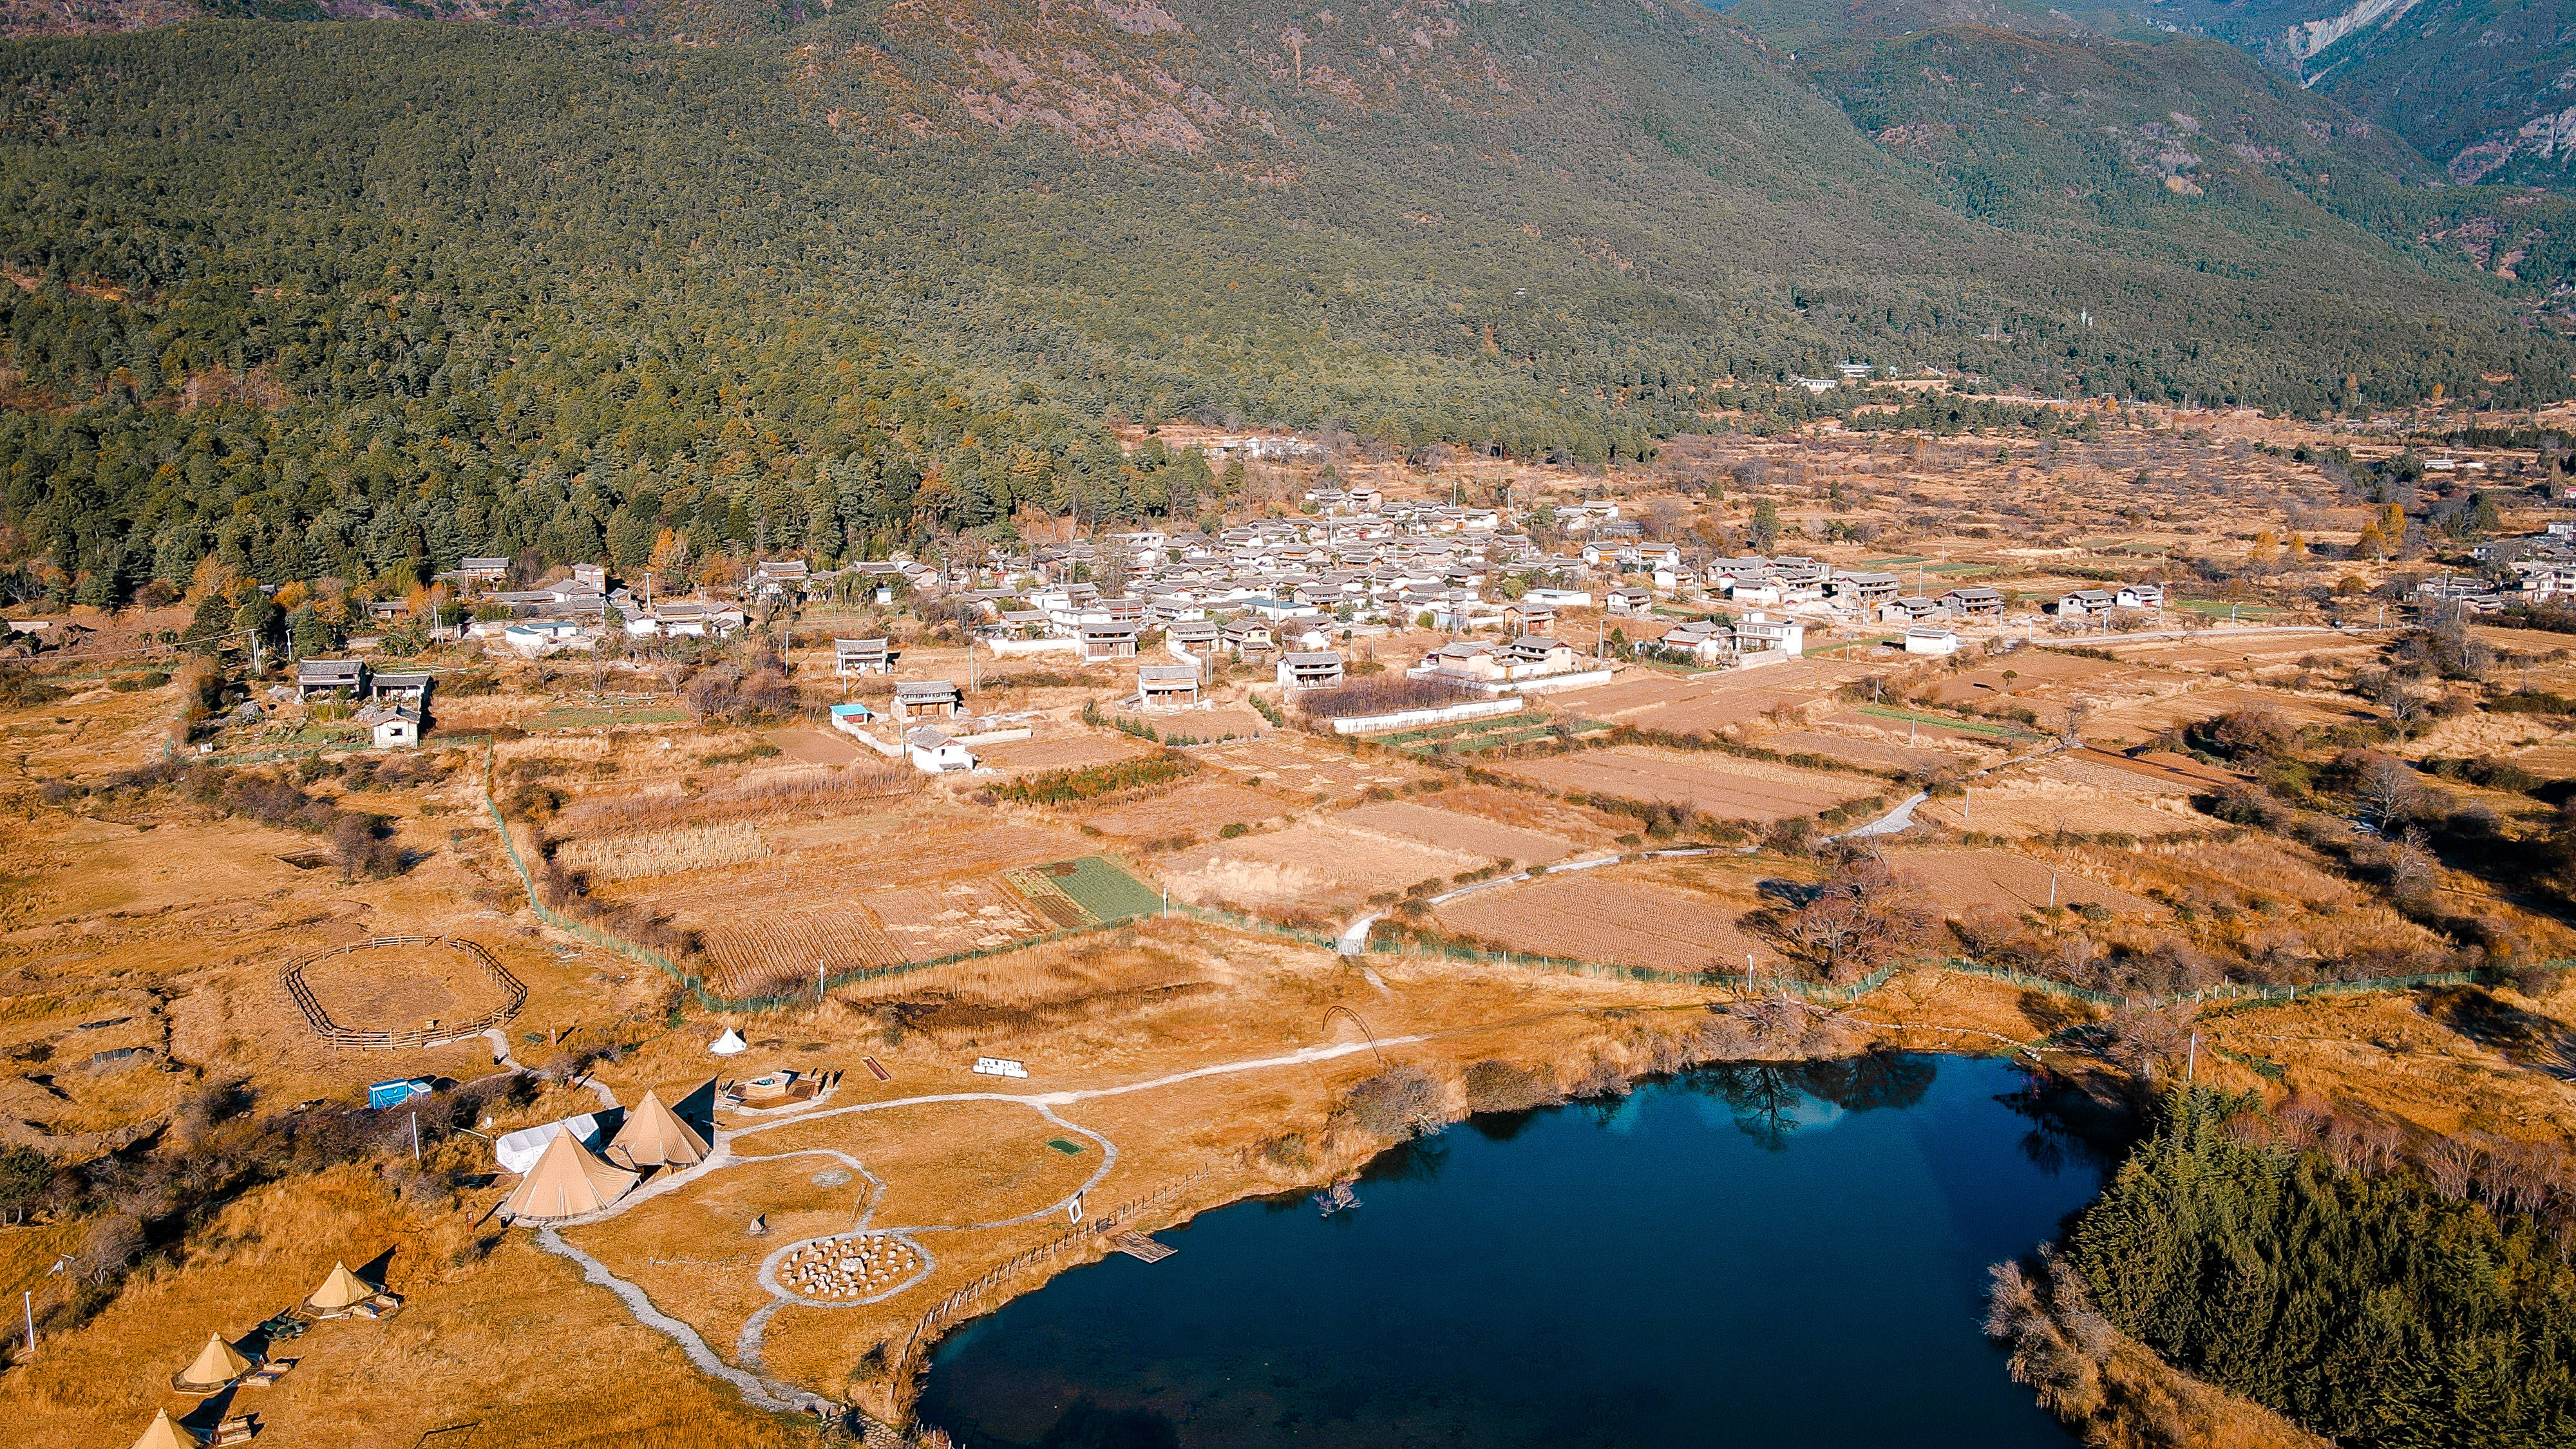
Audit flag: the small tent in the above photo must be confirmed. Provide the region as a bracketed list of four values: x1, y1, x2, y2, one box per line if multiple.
[307, 1261, 373, 1313]
[500, 1124, 639, 1223]
[710, 1028, 748, 1056]
[606, 1086, 712, 1170]
[129, 1408, 198, 1449]
[172, 1331, 252, 1394]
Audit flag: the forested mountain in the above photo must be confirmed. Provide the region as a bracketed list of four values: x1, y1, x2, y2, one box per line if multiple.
[0, 1, 2567, 603]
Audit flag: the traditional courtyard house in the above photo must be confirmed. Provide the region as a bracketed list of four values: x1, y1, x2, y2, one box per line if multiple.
[834, 638, 893, 676]
[1137, 664, 1203, 709]
[893, 679, 965, 721]
[296, 659, 367, 701]
[1276, 652, 1346, 690]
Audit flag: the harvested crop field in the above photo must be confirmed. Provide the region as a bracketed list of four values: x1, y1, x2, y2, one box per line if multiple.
[1490, 747, 1877, 823]
[1886, 848, 2164, 920]
[978, 731, 1149, 773]
[2039, 750, 2233, 795]
[1546, 659, 1879, 734]
[1750, 728, 1977, 774]
[698, 910, 907, 996]
[1335, 800, 1578, 865]
[2089, 686, 2380, 739]
[1911, 775, 2215, 838]
[1197, 735, 1423, 799]
[1160, 819, 1480, 911]
[1078, 781, 1285, 840]
[1434, 871, 1781, 973]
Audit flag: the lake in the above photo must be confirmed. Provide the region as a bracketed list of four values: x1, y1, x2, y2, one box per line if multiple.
[917, 1053, 2103, 1449]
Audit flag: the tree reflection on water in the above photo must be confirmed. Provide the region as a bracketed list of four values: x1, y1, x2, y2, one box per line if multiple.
[1689, 1050, 1938, 1151]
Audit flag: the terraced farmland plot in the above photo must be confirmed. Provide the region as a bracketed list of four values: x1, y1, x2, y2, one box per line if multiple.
[700, 909, 907, 998]
[1491, 748, 1878, 824]
[870, 879, 1054, 960]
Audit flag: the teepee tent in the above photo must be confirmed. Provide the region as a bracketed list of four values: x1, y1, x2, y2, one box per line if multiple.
[500, 1124, 638, 1223]
[129, 1408, 198, 1449]
[171, 1331, 252, 1394]
[307, 1261, 372, 1312]
[606, 1086, 712, 1170]
[710, 1028, 748, 1056]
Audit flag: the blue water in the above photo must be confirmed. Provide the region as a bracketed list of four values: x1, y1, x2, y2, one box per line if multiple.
[918, 1054, 2101, 1449]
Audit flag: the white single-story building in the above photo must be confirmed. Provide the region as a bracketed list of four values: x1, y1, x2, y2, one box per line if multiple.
[1904, 626, 1960, 657]
[905, 726, 978, 773]
[372, 707, 422, 748]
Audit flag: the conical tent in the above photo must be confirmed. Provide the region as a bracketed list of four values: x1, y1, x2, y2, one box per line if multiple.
[607, 1087, 711, 1169]
[129, 1408, 197, 1449]
[307, 1261, 372, 1312]
[710, 1028, 748, 1056]
[500, 1123, 638, 1222]
[173, 1331, 251, 1392]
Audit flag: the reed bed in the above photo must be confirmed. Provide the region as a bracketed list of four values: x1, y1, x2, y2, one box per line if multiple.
[558, 760, 915, 834]
[553, 822, 772, 882]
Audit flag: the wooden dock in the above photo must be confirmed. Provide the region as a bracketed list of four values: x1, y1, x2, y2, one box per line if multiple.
[1111, 1231, 1175, 1264]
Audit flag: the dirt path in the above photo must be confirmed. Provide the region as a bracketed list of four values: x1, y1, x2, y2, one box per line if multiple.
[519, 1036, 1426, 1421]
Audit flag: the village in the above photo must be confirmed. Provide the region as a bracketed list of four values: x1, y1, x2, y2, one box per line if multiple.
[13, 403, 2576, 1446]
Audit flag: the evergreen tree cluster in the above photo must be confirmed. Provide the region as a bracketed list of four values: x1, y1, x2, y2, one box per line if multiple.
[2072, 1091, 2576, 1448]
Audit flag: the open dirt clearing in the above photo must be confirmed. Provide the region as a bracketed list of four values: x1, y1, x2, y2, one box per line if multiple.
[1490, 747, 1879, 823]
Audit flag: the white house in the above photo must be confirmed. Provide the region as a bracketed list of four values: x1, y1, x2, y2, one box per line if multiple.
[1904, 626, 1960, 657]
[904, 726, 978, 773]
[1276, 651, 1346, 690]
[834, 638, 893, 676]
[1735, 613, 1804, 658]
[2114, 584, 2164, 609]
[2057, 589, 2116, 617]
[371, 707, 422, 748]
[1137, 663, 1203, 709]
[1605, 587, 1654, 616]
[1524, 588, 1593, 609]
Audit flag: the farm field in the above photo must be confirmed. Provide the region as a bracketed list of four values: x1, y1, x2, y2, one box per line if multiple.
[1488, 746, 1880, 824]
[2086, 685, 2381, 742]
[1076, 780, 1286, 842]
[1750, 727, 1985, 774]
[1886, 848, 2165, 920]
[1160, 818, 1483, 912]
[1543, 659, 1881, 734]
[1911, 773, 2216, 839]
[1195, 734, 1425, 800]
[1335, 800, 1580, 866]
[978, 730, 1150, 773]
[1432, 866, 1785, 974]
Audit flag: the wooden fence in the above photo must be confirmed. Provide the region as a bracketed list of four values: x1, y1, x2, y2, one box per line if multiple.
[281, 934, 527, 1049]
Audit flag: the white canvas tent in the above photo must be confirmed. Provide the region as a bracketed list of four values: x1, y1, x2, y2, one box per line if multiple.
[493, 1111, 607, 1174]
[129, 1408, 198, 1449]
[306, 1261, 372, 1312]
[606, 1086, 712, 1170]
[171, 1331, 251, 1394]
[500, 1125, 638, 1223]
[710, 1027, 748, 1056]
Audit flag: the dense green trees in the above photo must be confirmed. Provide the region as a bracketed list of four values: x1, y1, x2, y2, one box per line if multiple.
[0, 5, 2565, 601]
[2072, 1092, 2576, 1447]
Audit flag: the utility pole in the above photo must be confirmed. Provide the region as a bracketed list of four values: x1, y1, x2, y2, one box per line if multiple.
[410, 1112, 421, 1166]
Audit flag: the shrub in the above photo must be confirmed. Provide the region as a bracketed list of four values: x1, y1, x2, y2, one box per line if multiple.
[1298, 674, 1482, 721]
[996, 752, 1195, 805]
[1338, 1065, 1447, 1139]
